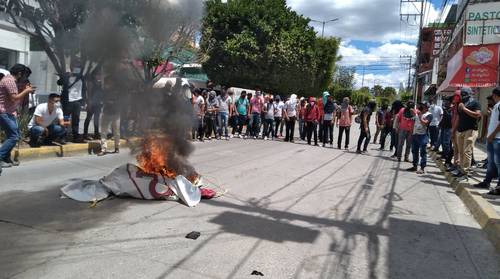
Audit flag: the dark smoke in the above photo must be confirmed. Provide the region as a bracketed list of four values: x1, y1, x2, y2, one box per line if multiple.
[78, 0, 204, 176]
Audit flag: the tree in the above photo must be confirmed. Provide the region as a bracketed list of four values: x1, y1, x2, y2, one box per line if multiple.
[334, 66, 356, 89]
[372, 85, 383, 97]
[7, 0, 200, 107]
[351, 88, 371, 107]
[200, 0, 339, 95]
[381, 86, 396, 99]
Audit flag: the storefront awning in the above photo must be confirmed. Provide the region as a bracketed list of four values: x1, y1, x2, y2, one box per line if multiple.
[437, 45, 499, 94]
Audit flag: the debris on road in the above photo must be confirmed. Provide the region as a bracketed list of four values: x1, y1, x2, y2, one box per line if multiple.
[185, 231, 201, 240]
[251, 270, 264, 276]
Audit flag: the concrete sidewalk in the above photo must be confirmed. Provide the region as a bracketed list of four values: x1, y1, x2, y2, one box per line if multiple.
[430, 145, 500, 251]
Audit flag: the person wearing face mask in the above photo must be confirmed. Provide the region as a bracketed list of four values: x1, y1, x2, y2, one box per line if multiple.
[304, 97, 320, 146]
[395, 101, 415, 162]
[0, 64, 34, 169]
[337, 97, 353, 149]
[250, 89, 264, 139]
[356, 100, 377, 154]
[322, 94, 336, 147]
[439, 96, 454, 169]
[452, 87, 482, 181]
[216, 89, 232, 140]
[205, 90, 218, 140]
[28, 93, 68, 148]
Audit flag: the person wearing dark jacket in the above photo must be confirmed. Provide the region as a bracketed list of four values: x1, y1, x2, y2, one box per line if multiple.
[322, 95, 336, 147]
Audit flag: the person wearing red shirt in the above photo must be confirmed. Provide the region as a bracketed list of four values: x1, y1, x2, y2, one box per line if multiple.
[395, 101, 415, 162]
[305, 97, 320, 146]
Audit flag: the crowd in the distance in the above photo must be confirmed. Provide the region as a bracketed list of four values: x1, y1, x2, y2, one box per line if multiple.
[191, 86, 500, 195]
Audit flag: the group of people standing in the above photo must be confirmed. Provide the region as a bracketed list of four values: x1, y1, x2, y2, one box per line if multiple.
[191, 89, 357, 149]
[371, 86, 500, 195]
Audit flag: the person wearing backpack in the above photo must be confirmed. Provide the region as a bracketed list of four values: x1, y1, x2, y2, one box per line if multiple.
[322, 94, 336, 147]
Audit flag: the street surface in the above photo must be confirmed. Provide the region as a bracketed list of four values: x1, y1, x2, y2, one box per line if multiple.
[1, 129, 500, 279]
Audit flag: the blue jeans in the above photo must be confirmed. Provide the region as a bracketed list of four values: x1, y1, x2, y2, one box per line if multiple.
[263, 118, 274, 138]
[0, 113, 20, 161]
[485, 139, 500, 188]
[397, 130, 412, 159]
[412, 134, 428, 168]
[299, 119, 305, 140]
[217, 112, 229, 137]
[440, 128, 452, 163]
[251, 112, 261, 137]
[429, 126, 439, 148]
[30, 124, 66, 141]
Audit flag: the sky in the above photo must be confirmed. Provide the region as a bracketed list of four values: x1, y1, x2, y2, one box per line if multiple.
[287, 0, 454, 91]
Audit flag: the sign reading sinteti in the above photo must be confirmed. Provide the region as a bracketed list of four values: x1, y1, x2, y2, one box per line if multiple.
[465, 2, 500, 45]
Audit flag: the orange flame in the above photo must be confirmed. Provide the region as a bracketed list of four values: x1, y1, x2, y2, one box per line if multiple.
[137, 136, 177, 178]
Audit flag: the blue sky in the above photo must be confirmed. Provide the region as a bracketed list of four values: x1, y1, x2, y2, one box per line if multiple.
[287, 0, 451, 90]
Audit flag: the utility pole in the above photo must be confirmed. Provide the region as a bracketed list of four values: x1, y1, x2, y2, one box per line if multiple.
[310, 18, 339, 37]
[361, 65, 365, 88]
[400, 0, 425, 101]
[400, 55, 413, 91]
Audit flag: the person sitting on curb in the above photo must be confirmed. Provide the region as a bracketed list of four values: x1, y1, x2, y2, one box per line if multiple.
[473, 87, 500, 195]
[28, 93, 68, 147]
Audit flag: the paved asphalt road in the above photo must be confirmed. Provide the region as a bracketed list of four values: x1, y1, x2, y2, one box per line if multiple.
[1, 130, 500, 278]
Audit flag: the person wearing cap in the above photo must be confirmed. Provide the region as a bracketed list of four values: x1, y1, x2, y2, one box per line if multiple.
[453, 87, 481, 181]
[356, 100, 377, 154]
[28, 93, 68, 147]
[0, 64, 34, 169]
[304, 97, 320, 145]
[407, 102, 432, 174]
[474, 88, 500, 194]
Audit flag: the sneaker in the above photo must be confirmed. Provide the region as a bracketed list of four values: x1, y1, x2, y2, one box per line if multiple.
[356, 150, 362, 154]
[416, 168, 425, 174]
[230, 134, 234, 139]
[455, 175, 469, 182]
[404, 157, 410, 163]
[406, 166, 418, 172]
[264, 137, 268, 141]
[114, 148, 120, 154]
[322, 144, 325, 147]
[253, 136, 257, 140]
[473, 182, 490, 189]
[243, 135, 247, 139]
[451, 170, 462, 177]
[486, 189, 500, 195]
[290, 140, 295, 143]
[0, 161, 13, 168]
[5, 158, 19, 167]
[390, 154, 397, 158]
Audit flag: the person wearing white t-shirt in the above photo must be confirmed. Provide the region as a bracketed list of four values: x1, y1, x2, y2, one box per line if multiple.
[28, 94, 68, 147]
[474, 88, 500, 194]
[284, 94, 298, 142]
[274, 95, 285, 138]
[429, 100, 443, 150]
[58, 71, 84, 142]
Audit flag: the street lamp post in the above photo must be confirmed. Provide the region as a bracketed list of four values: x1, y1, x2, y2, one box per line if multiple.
[310, 18, 339, 37]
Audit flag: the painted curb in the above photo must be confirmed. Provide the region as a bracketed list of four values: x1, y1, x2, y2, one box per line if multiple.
[12, 139, 129, 161]
[430, 150, 500, 251]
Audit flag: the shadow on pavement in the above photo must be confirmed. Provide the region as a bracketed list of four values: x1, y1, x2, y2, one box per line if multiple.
[0, 185, 134, 278]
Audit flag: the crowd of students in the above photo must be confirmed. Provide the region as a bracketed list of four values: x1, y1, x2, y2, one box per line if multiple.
[191, 86, 500, 195]
[191, 89, 360, 149]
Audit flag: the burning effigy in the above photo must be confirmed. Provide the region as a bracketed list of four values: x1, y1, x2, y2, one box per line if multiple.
[61, 136, 216, 207]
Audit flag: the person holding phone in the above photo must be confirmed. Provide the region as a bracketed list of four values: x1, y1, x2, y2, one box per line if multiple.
[0, 64, 34, 169]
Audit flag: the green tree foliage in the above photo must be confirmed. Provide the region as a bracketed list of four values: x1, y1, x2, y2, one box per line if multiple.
[400, 91, 414, 103]
[330, 86, 352, 102]
[334, 66, 356, 90]
[372, 85, 383, 97]
[351, 87, 371, 108]
[200, 0, 340, 95]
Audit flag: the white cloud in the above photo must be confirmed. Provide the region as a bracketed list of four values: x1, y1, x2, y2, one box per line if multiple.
[338, 42, 416, 89]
